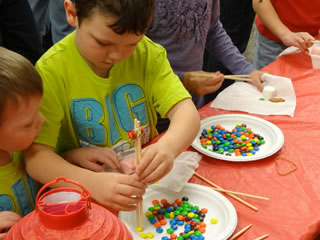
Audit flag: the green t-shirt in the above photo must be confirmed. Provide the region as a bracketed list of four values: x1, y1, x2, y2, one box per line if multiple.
[35, 32, 191, 153]
[0, 153, 38, 216]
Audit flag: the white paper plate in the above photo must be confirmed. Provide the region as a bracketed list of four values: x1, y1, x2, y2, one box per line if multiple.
[119, 183, 237, 240]
[192, 114, 284, 162]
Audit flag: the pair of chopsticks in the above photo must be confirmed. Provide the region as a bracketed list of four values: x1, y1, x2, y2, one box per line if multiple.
[229, 223, 269, 240]
[194, 172, 268, 211]
[195, 72, 252, 82]
[224, 75, 252, 82]
[194, 172, 270, 239]
[133, 119, 144, 229]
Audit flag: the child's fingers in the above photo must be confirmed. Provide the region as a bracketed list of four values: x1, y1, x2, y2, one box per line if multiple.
[136, 148, 155, 176]
[0, 211, 21, 230]
[0, 233, 7, 239]
[83, 161, 105, 172]
[140, 162, 171, 184]
[101, 148, 120, 168]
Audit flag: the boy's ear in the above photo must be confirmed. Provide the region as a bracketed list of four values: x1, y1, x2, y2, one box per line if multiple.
[64, 0, 77, 27]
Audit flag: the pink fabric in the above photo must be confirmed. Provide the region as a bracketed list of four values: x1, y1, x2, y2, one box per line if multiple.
[187, 49, 320, 239]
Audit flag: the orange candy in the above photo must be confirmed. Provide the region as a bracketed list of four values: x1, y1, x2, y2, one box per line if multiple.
[201, 208, 208, 213]
[170, 233, 177, 239]
[159, 219, 167, 225]
[160, 199, 168, 205]
[177, 215, 184, 221]
[199, 222, 206, 228]
[153, 222, 161, 228]
[152, 200, 159, 205]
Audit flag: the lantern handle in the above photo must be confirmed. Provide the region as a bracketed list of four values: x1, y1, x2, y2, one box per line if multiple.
[36, 177, 91, 211]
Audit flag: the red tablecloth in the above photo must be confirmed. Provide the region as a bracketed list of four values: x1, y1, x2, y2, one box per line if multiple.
[188, 51, 320, 239]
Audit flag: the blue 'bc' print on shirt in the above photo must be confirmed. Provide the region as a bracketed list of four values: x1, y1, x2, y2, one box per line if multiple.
[71, 84, 148, 146]
[0, 175, 37, 216]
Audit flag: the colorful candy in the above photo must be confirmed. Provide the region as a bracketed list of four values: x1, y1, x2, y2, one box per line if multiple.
[140, 197, 213, 239]
[200, 123, 265, 156]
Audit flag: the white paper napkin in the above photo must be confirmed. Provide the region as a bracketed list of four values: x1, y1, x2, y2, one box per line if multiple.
[278, 40, 320, 69]
[151, 151, 202, 192]
[210, 73, 296, 117]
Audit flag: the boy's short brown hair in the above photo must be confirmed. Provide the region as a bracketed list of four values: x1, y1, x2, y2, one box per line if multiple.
[73, 0, 155, 35]
[0, 47, 43, 116]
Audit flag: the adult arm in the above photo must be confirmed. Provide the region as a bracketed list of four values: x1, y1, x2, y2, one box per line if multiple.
[252, 0, 314, 51]
[205, 0, 263, 90]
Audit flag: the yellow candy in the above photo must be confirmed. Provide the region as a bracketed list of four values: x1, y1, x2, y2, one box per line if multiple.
[145, 211, 152, 217]
[147, 232, 154, 238]
[247, 153, 253, 156]
[136, 226, 144, 232]
[139, 233, 147, 239]
[170, 212, 174, 219]
[188, 231, 195, 235]
[187, 212, 195, 218]
[211, 218, 218, 224]
[154, 206, 160, 210]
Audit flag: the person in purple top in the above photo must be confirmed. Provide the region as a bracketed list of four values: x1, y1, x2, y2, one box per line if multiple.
[146, 0, 264, 132]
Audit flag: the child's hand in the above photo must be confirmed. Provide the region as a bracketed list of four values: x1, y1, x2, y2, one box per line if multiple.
[0, 211, 21, 239]
[63, 147, 120, 172]
[280, 31, 315, 53]
[135, 142, 175, 184]
[183, 71, 224, 95]
[88, 172, 146, 211]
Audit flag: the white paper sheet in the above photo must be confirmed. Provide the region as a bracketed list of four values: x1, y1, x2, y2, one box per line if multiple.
[211, 73, 296, 117]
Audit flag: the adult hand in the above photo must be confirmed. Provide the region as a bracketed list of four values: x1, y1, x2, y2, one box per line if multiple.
[249, 70, 265, 91]
[88, 172, 146, 211]
[0, 211, 21, 239]
[183, 71, 224, 95]
[280, 31, 315, 53]
[62, 147, 120, 172]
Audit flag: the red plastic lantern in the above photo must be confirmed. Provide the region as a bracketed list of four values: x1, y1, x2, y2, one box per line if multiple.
[5, 177, 133, 240]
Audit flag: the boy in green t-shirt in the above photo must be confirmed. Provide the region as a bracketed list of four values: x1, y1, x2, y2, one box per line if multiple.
[25, 0, 200, 211]
[0, 47, 44, 238]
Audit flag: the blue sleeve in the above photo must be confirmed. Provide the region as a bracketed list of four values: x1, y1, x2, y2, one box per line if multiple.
[205, 0, 256, 75]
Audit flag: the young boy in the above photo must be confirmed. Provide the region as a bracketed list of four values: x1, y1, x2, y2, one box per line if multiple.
[0, 47, 44, 238]
[25, 0, 200, 211]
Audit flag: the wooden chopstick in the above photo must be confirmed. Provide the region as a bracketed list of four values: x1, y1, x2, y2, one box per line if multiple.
[210, 187, 269, 200]
[134, 119, 144, 228]
[224, 75, 250, 78]
[229, 224, 253, 240]
[194, 172, 258, 211]
[254, 234, 269, 240]
[224, 75, 252, 82]
[195, 72, 252, 82]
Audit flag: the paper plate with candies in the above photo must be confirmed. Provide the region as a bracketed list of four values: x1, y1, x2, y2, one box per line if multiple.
[192, 114, 284, 162]
[119, 183, 237, 240]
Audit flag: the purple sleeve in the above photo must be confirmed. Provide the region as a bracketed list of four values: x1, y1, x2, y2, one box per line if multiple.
[205, 0, 256, 74]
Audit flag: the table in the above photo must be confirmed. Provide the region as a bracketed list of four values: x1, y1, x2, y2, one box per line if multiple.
[188, 50, 320, 239]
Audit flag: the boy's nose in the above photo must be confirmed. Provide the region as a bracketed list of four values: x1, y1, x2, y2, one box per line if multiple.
[108, 51, 123, 62]
[38, 113, 45, 127]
